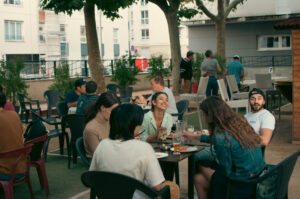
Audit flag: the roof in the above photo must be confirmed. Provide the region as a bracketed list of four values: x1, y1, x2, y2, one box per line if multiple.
[274, 18, 300, 30]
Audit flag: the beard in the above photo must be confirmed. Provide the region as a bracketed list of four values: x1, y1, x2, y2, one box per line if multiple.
[250, 103, 264, 112]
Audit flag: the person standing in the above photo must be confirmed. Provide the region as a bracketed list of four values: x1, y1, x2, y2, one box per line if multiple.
[201, 50, 222, 97]
[180, 51, 194, 93]
[225, 55, 244, 89]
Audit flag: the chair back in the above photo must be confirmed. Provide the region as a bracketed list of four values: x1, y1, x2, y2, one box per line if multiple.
[25, 134, 48, 162]
[62, 114, 85, 143]
[17, 93, 26, 110]
[261, 127, 277, 158]
[176, 100, 189, 121]
[255, 74, 273, 90]
[56, 101, 69, 118]
[106, 84, 120, 95]
[226, 75, 239, 94]
[197, 77, 209, 95]
[43, 90, 62, 117]
[75, 137, 90, 166]
[217, 79, 230, 101]
[81, 171, 170, 199]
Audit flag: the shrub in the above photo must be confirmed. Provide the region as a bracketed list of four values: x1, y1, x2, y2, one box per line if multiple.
[146, 55, 170, 79]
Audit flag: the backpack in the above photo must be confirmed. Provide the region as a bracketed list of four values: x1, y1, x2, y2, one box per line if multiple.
[24, 118, 48, 161]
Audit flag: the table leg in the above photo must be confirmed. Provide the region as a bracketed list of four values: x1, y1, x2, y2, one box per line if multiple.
[188, 155, 195, 199]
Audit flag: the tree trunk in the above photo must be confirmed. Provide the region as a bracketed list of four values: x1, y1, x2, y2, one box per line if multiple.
[215, 18, 226, 58]
[165, 11, 181, 96]
[84, 5, 106, 93]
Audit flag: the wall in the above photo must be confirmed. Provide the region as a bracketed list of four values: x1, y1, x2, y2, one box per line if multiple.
[244, 66, 292, 80]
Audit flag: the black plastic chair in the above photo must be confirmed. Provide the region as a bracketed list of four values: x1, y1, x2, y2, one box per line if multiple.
[223, 150, 300, 199]
[106, 84, 120, 95]
[173, 100, 189, 121]
[56, 101, 68, 118]
[17, 93, 42, 123]
[75, 137, 90, 167]
[43, 90, 63, 118]
[261, 128, 277, 158]
[81, 171, 170, 199]
[61, 114, 85, 168]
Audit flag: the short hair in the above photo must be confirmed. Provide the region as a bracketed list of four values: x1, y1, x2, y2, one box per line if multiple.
[86, 81, 97, 94]
[205, 50, 213, 58]
[109, 104, 144, 141]
[151, 92, 168, 111]
[0, 92, 6, 108]
[151, 76, 164, 86]
[75, 78, 86, 89]
[186, 51, 194, 58]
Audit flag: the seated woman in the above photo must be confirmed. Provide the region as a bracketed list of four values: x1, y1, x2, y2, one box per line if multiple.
[83, 91, 120, 158]
[140, 92, 173, 142]
[89, 104, 179, 198]
[184, 96, 265, 199]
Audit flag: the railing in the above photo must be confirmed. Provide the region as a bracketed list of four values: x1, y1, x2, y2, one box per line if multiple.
[226, 55, 292, 67]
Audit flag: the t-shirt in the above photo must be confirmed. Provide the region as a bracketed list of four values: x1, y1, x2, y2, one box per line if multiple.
[244, 109, 275, 135]
[4, 101, 15, 111]
[65, 90, 80, 104]
[90, 138, 165, 199]
[201, 59, 219, 76]
[76, 94, 99, 115]
[226, 60, 244, 84]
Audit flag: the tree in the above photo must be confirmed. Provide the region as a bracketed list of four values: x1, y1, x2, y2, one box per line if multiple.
[40, 0, 135, 92]
[195, 0, 245, 57]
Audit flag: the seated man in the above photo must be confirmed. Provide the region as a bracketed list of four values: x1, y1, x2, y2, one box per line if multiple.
[138, 76, 178, 122]
[76, 81, 99, 115]
[0, 92, 26, 180]
[245, 88, 275, 146]
[65, 78, 86, 108]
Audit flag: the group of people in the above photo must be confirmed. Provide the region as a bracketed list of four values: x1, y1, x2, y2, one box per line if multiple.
[180, 50, 244, 97]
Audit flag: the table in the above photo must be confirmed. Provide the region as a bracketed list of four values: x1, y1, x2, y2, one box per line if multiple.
[243, 76, 289, 90]
[151, 141, 204, 199]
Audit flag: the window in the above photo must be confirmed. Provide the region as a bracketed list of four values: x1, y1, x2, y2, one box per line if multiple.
[258, 35, 291, 50]
[113, 28, 118, 44]
[141, 0, 148, 6]
[141, 11, 149, 25]
[60, 24, 65, 32]
[4, 0, 21, 5]
[80, 26, 86, 43]
[141, 29, 149, 40]
[60, 43, 69, 56]
[39, 34, 45, 42]
[130, 11, 134, 25]
[5, 20, 23, 41]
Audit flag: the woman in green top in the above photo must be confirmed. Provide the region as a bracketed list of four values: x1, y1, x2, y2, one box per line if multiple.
[140, 92, 173, 142]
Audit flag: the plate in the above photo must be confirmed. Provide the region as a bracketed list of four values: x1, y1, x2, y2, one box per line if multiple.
[170, 146, 198, 153]
[155, 152, 168, 159]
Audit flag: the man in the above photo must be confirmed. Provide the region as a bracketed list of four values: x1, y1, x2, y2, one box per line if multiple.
[225, 55, 244, 89]
[201, 50, 222, 97]
[76, 81, 99, 115]
[0, 92, 26, 180]
[180, 51, 194, 93]
[65, 78, 86, 108]
[245, 88, 275, 146]
[138, 76, 178, 121]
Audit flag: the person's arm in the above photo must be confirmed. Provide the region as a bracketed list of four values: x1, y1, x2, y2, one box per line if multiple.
[84, 129, 102, 154]
[224, 69, 228, 75]
[217, 65, 222, 73]
[260, 128, 273, 146]
[201, 70, 207, 77]
[67, 101, 77, 108]
[213, 134, 232, 177]
[259, 113, 275, 146]
[240, 69, 244, 79]
[146, 130, 159, 142]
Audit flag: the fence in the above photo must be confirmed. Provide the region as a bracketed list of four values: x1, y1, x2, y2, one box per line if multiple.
[226, 55, 292, 67]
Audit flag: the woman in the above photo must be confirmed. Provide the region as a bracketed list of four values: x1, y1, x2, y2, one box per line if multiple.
[140, 92, 173, 142]
[89, 104, 179, 199]
[184, 96, 265, 199]
[83, 91, 120, 158]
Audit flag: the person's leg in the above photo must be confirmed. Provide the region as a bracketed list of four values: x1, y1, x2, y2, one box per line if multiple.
[183, 80, 192, 93]
[194, 167, 215, 199]
[206, 77, 212, 97]
[212, 77, 219, 96]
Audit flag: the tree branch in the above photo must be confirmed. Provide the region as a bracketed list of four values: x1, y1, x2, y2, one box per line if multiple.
[195, 0, 217, 21]
[149, 0, 169, 13]
[225, 0, 244, 17]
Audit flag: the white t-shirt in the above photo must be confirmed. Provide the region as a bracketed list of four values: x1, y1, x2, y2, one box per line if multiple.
[244, 109, 275, 135]
[89, 138, 165, 199]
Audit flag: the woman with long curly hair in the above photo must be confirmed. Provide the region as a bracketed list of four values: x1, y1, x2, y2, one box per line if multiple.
[184, 96, 265, 199]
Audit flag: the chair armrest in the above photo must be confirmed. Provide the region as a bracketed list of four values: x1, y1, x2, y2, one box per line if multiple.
[157, 185, 170, 198]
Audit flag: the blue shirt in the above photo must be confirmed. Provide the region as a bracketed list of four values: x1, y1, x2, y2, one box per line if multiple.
[226, 60, 244, 84]
[65, 90, 80, 104]
[76, 94, 99, 115]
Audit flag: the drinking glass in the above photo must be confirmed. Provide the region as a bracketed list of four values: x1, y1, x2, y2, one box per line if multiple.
[187, 125, 195, 134]
[172, 132, 181, 155]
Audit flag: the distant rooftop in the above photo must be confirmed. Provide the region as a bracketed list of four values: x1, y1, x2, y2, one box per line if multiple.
[274, 17, 300, 29]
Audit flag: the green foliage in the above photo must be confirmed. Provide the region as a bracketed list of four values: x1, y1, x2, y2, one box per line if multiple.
[214, 53, 226, 76]
[178, 6, 199, 24]
[191, 52, 204, 82]
[0, 58, 29, 105]
[111, 55, 140, 88]
[48, 64, 76, 98]
[146, 55, 170, 80]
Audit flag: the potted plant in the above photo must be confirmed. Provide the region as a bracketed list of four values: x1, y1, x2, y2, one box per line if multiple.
[191, 53, 204, 93]
[146, 55, 170, 79]
[111, 55, 140, 98]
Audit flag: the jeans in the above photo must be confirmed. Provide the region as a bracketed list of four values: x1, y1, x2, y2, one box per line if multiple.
[0, 173, 25, 181]
[194, 146, 217, 170]
[206, 76, 219, 97]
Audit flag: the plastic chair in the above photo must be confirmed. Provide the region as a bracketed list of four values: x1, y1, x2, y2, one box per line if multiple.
[174, 100, 189, 121]
[56, 101, 69, 118]
[25, 134, 50, 197]
[0, 145, 34, 199]
[81, 171, 170, 199]
[43, 90, 63, 118]
[17, 93, 42, 123]
[75, 137, 91, 166]
[261, 128, 277, 158]
[223, 150, 300, 199]
[61, 114, 85, 168]
[106, 84, 120, 95]
[226, 75, 248, 100]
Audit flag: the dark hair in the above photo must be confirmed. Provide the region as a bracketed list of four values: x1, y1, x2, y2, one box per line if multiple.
[151, 76, 164, 86]
[200, 96, 261, 149]
[151, 92, 168, 111]
[109, 104, 144, 141]
[205, 50, 213, 58]
[85, 91, 120, 124]
[86, 81, 97, 94]
[0, 92, 7, 108]
[186, 51, 194, 58]
[75, 78, 86, 89]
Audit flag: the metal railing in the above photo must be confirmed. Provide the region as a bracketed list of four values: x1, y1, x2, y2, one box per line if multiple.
[226, 55, 292, 67]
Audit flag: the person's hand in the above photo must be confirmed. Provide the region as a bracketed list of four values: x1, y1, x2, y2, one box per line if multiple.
[157, 127, 167, 139]
[183, 131, 200, 141]
[181, 80, 185, 88]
